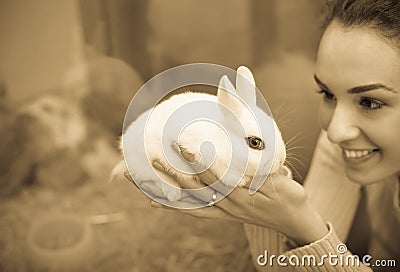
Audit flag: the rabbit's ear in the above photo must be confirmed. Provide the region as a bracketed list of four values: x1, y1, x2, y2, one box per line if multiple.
[236, 66, 256, 107]
[217, 76, 243, 114]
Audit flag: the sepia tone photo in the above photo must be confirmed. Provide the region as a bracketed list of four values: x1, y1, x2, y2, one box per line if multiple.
[0, 0, 399, 271]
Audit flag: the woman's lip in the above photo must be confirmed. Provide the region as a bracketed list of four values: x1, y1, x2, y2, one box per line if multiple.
[341, 148, 379, 164]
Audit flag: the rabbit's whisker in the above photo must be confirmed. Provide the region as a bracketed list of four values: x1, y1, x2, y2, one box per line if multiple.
[284, 160, 304, 181]
[286, 145, 310, 152]
[273, 95, 290, 118]
[285, 132, 303, 148]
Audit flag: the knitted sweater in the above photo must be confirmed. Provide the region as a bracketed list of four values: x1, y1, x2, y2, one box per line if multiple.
[244, 131, 400, 271]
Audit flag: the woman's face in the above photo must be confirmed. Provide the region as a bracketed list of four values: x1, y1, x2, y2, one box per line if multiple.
[315, 20, 400, 184]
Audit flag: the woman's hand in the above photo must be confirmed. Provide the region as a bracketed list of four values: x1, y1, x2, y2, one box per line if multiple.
[148, 152, 328, 246]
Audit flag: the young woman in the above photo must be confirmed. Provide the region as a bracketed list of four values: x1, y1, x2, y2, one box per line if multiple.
[126, 0, 400, 270]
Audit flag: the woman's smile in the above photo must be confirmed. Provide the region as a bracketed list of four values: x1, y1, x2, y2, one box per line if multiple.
[342, 149, 379, 162]
[340, 146, 380, 165]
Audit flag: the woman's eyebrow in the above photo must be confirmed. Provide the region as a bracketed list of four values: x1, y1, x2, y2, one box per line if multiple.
[313, 74, 396, 94]
[347, 84, 396, 94]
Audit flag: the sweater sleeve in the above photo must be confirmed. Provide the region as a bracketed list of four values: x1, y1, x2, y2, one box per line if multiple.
[282, 222, 373, 271]
[244, 223, 373, 271]
[303, 131, 361, 241]
[243, 223, 289, 272]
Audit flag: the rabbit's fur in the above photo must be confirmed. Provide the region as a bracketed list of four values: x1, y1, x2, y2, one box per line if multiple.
[122, 67, 286, 201]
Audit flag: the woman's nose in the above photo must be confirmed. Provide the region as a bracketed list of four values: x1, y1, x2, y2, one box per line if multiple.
[326, 106, 360, 144]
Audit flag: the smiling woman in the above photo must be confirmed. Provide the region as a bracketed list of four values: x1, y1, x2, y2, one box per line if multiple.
[315, 18, 400, 185]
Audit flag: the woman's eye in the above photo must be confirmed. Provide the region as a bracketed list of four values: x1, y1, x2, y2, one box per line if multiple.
[316, 89, 336, 102]
[359, 97, 384, 110]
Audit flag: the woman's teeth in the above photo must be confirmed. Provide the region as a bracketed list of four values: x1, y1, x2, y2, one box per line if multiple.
[343, 149, 376, 159]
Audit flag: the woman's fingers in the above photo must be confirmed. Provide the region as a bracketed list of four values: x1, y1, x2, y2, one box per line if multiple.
[140, 180, 166, 198]
[213, 187, 267, 220]
[152, 159, 218, 204]
[151, 160, 200, 185]
[178, 206, 234, 220]
[151, 157, 247, 210]
[150, 200, 234, 220]
[257, 173, 307, 206]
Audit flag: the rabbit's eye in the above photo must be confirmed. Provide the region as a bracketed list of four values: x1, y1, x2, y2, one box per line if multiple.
[246, 136, 265, 150]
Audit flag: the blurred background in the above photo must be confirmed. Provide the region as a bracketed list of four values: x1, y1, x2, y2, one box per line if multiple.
[0, 0, 325, 271]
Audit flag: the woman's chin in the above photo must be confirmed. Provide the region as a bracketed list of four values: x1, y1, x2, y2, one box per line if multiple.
[344, 167, 382, 186]
[344, 167, 397, 186]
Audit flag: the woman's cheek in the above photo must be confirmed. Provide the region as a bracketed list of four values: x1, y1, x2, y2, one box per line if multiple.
[318, 102, 333, 131]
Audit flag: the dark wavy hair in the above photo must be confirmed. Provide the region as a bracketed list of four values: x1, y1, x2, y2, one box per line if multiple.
[323, 0, 400, 47]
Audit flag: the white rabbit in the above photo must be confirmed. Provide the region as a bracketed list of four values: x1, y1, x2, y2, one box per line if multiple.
[121, 66, 286, 201]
